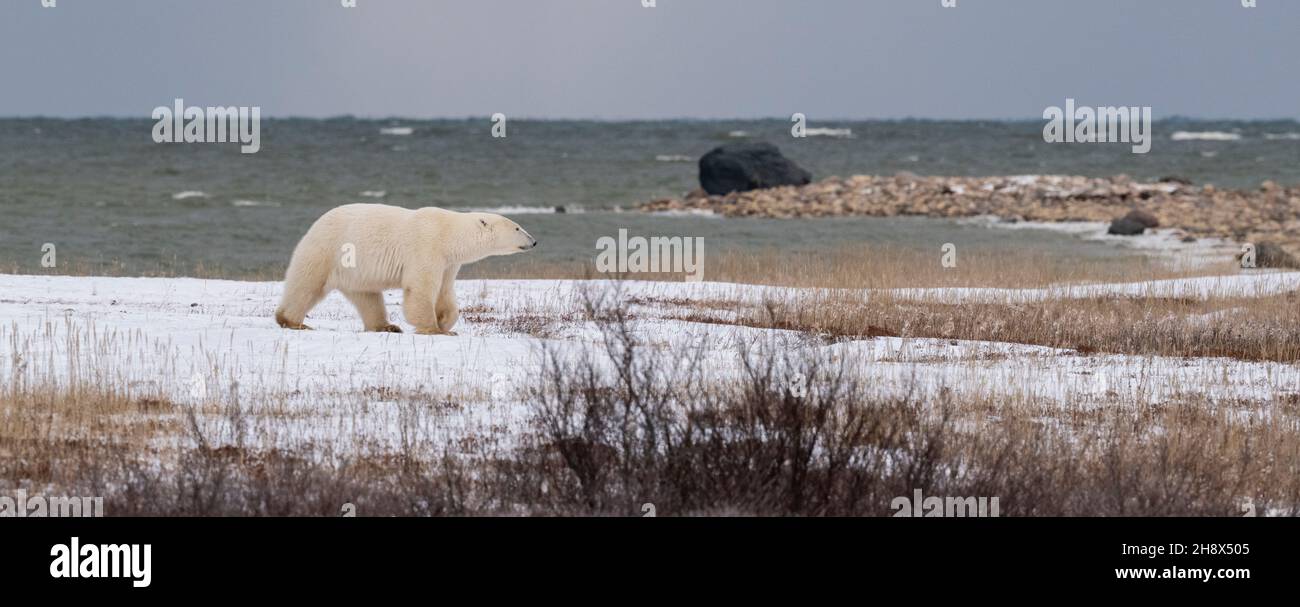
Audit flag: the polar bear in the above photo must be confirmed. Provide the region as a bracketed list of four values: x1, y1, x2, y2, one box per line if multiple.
[275, 204, 537, 335]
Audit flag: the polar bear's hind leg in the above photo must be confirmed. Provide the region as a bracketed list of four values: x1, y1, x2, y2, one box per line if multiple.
[276, 257, 331, 330]
[275, 289, 325, 330]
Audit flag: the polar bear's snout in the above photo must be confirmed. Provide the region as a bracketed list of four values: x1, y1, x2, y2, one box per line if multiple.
[515, 226, 538, 250]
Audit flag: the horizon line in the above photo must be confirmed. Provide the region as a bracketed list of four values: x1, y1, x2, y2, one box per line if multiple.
[3, 114, 1299, 123]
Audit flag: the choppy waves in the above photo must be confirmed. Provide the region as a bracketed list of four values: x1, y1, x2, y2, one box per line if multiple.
[231, 199, 281, 208]
[1170, 131, 1242, 141]
[454, 205, 583, 215]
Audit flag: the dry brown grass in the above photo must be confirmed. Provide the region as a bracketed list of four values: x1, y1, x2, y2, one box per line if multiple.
[2, 230, 1240, 290]
[650, 285, 1300, 362]
[701, 244, 1238, 289]
[466, 244, 1239, 289]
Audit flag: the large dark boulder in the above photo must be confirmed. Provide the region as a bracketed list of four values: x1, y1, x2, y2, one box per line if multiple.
[1124, 209, 1159, 229]
[698, 142, 812, 196]
[1107, 218, 1146, 236]
[1255, 241, 1300, 269]
[1107, 210, 1159, 236]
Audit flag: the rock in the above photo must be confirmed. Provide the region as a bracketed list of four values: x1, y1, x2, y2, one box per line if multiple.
[1254, 241, 1300, 269]
[1107, 217, 1147, 236]
[1107, 210, 1158, 235]
[1123, 209, 1159, 229]
[698, 142, 812, 196]
[554, 205, 567, 214]
[634, 174, 1300, 260]
[1158, 175, 1192, 185]
[685, 188, 710, 201]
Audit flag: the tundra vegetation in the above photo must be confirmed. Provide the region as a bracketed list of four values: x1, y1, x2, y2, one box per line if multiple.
[3, 248, 1299, 515]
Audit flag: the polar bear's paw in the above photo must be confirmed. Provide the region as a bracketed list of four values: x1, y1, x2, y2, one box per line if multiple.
[275, 311, 313, 330]
[414, 327, 455, 336]
[373, 324, 404, 334]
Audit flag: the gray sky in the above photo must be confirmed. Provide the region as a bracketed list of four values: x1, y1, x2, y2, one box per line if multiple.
[2, 0, 1296, 120]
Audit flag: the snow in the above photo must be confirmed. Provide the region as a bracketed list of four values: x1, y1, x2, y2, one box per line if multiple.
[2, 273, 1297, 455]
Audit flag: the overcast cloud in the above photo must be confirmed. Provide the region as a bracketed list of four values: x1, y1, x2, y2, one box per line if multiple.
[1, 0, 1295, 119]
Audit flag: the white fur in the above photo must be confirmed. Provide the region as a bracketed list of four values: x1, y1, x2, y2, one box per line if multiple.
[275, 204, 536, 334]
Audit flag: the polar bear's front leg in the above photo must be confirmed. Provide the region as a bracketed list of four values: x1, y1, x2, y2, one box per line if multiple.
[343, 290, 401, 333]
[403, 273, 449, 335]
[435, 265, 461, 335]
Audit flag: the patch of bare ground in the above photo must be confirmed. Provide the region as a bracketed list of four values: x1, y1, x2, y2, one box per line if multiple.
[667, 309, 897, 344]
[625, 295, 736, 311]
[462, 311, 583, 339]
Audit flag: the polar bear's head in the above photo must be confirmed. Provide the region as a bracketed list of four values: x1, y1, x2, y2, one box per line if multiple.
[470, 213, 538, 257]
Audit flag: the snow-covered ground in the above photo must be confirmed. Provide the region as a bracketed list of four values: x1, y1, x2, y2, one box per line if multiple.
[2, 273, 1298, 454]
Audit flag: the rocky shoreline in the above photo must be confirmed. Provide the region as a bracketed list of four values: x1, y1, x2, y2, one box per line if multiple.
[638, 174, 1300, 265]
